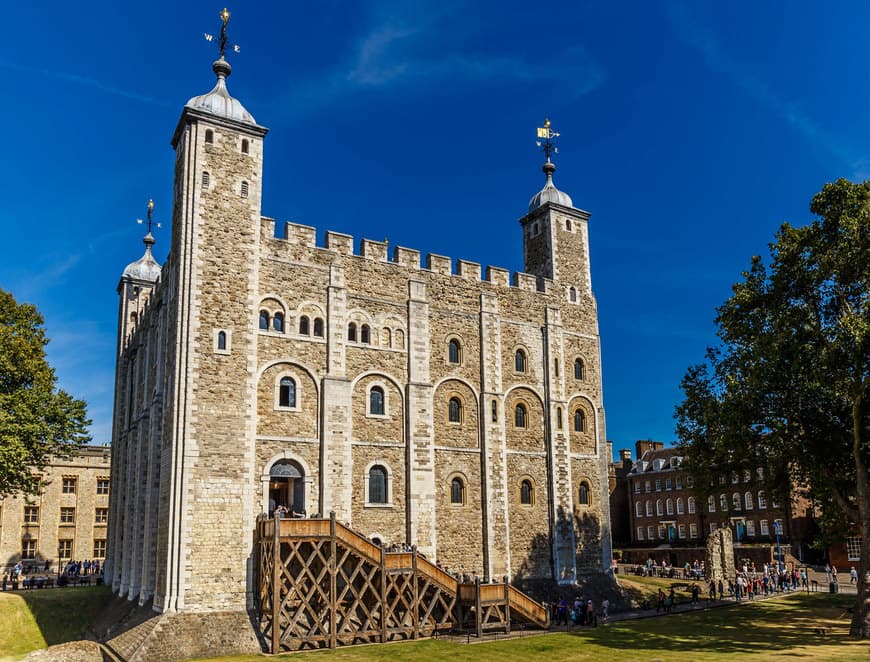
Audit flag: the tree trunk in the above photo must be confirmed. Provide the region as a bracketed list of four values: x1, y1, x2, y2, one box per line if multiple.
[849, 390, 870, 638]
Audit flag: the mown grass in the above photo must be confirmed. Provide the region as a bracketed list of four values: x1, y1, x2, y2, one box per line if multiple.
[190, 593, 868, 662]
[0, 585, 112, 661]
[616, 571, 700, 605]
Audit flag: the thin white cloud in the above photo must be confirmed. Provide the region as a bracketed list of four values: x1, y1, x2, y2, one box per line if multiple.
[665, 2, 866, 177]
[0, 55, 172, 107]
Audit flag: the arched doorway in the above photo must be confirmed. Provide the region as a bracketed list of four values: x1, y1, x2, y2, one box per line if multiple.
[269, 460, 305, 516]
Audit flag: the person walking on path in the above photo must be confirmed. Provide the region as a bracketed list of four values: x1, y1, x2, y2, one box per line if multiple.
[656, 589, 665, 613]
[851, 567, 858, 584]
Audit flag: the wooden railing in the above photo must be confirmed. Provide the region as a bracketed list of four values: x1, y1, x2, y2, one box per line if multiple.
[415, 555, 459, 595]
[506, 585, 549, 628]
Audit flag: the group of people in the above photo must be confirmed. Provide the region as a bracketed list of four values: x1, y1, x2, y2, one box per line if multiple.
[271, 503, 308, 518]
[551, 594, 609, 626]
[632, 557, 705, 580]
[62, 558, 101, 577]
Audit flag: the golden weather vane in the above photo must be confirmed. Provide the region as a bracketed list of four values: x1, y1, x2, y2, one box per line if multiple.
[536, 118, 561, 162]
[136, 199, 161, 234]
[204, 8, 241, 58]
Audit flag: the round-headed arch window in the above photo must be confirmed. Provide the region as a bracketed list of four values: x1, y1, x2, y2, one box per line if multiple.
[514, 403, 528, 428]
[574, 409, 586, 432]
[369, 386, 385, 416]
[578, 481, 591, 506]
[368, 465, 388, 504]
[448, 338, 462, 364]
[448, 396, 462, 423]
[450, 476, 465, 505]
[520, 479, 534, 505]
[515, 348, 527, 373]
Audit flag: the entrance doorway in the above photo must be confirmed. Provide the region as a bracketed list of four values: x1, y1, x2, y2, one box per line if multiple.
[269, 460, 305, 516]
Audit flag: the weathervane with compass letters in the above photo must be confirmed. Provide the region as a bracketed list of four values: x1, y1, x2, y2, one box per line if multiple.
[136, 199, 161, 236]
[536, 118, 560, 162]
[204, 8, 241, 58]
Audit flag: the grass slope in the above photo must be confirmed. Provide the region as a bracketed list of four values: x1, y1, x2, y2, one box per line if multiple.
[190, 593, 868, 662]
[0, 586, 112, 661]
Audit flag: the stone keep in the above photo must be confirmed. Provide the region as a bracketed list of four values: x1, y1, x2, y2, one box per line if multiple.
[106, 53, 612, 616]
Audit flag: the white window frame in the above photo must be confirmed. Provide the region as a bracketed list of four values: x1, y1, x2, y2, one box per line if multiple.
[213, 328, 231, 355]
[689, 523, 698, 538]
[363, 461, 393, 508]
[274, 371, 301, 412]
[366, 382, 389, 418]
[678, 524, 686, 539]
[760, 519, 769, 536]
[846, 537, 862, 561]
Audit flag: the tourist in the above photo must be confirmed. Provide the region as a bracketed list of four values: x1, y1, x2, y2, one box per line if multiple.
[557, 598, 568, 625]
[708, 579, 716, 601]
[586, 598, 596, 626]
[656, 588, 665, 613]
[850, 567, 858, 584]
[601, 596, 610, 622]
[824, 564, 831, 583]
[690, 582, 699, 604]
[717, 579, 724, 600]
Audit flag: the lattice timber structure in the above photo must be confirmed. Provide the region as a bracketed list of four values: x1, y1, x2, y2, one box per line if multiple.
[256, 514, 550, 652]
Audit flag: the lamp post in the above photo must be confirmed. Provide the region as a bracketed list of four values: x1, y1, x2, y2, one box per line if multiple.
[774, 520, 783, 571]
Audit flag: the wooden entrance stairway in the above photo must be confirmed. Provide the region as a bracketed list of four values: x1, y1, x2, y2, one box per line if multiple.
[255, 514, 549, 652]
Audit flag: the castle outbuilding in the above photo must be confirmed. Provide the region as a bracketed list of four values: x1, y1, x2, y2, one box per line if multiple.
[107, 17, 612, 653]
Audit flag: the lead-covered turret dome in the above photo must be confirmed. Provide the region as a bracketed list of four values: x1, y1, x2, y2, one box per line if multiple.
[528, 161, 573, 212]
[185, 57, 256, 125]
[122, 232, 161, 283]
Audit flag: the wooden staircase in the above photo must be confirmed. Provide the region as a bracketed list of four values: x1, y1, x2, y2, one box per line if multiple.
[256, 514, 549, 653]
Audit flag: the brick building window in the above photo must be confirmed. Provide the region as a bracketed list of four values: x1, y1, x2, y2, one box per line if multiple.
[676, 476, 683, 489]
[645, 480, 651, 493]
[744, 491, 754, 510]
[22, 539, 37, 559]
[720, 494, 728, 511]
[645, 500, 653, 516]
[708, 495, 716, 513]
[58, 539, 73, 560]
[636, 526, 644, 541]
[688, 497, 696, 514]
[520, 479, 533, 505]
[93, 540, 107, 559]
[709, 522, 718, 535]
[686, 475, 694, 487]
[732, 493, 741, 510]
[846, 537, 862, 561]
[62, 478, 77, 494]
[666, 498, 674, 515]
[656, 499, 663, 516]
[24, 506, 39, 523]
[760, 519, 769, 536]
[678, 524, 686, 539]
[647, 526, 655, 540]
[689, 523, 698, 538]
[95, 508, 109, 524]
[60, 507, 75, 525]
[448, 397, 462, 423]
[657, 524, 665, 539]
[746, 520, 756, 537]
[758, 491, 767, 509]
[635, 501, 642, 517]
[655, 479, 661, 492]
[676, 498, 684, 515]
[665, 478, 672, 490]
[97, 479, 110, 495]
[450, 477, 465, 505]
[634, 482, 641, 494]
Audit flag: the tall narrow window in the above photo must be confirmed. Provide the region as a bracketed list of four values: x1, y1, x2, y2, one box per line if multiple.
[514, 403, 527, 428]
[361, 324, 371, 344]
[688, 497, 696, 514]
[369, 386, 385, 415]
[514, 349, 527, 373]
[217, 331, 227, 350]
[554, 358, 560, 376]
[205, 129, 214, 143]
[241, 181, 249, 197]
[448, 397, 462, 423]
[298, 316, 310, 335]
[676, 497, 684, 514]
[579, 482, 590, 505]
[368, 465, 388, 504]
[758, 491, 767, 509]
[521, 480, 533, 505]
[348, 322, 357, 342]
[569, 287, 577, 302]
[313, 318, 324, 337]
[744, 491, 754, 510]
[448, 338, 461, 364]
[259, 310, 269, 330]
[574, 358, 585, 380]
[574, 409, 586, 432]
[241, 138, 250, 154]
[666, 498, 674, 515]
[202, 171, 210, 189]
[450, 477, 465, 505]
[278, 377, 296, 408]
[556, 407, 563, 429]
[273, 312, 284, 333]
[491, 400, 497, 422]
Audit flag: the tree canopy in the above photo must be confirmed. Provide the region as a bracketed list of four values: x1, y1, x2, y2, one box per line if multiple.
[675, 178, 869, 637]
[0, 288, 91, 496]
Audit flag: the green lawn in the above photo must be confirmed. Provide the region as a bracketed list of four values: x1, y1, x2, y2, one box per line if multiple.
[0, 585, 112, 661]
[615, 571, 700, 605]
[190, 593, 868, 662]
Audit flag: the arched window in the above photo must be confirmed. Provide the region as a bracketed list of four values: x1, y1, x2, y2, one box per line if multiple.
[448, 338, 461, 364]
[202, 171, 210, 189]
[205, 129, 214, 143]
[450, 477, 465, 505]
[217, 331, 227, 350]
[732, 492, 741, 510]
[298, 316, 310, 335]
[278, 377, 296, 408]
[666, 498, 674, 515]
[394, 329, 405, 348]
[448, 397, 462, 423]
[574, 358, 585, 380]
[566, 219, 572, 231]
[720, 494, 728, 511]
[635, 501, 643, 517]
[556, 407, 563, 429]
[520, 479, 533, 505]
[313, 318, 324, 337]
[241, 181, 249, 198]
[514, 349, 527, 373]
[514, 403, 527, 428]
[491, 400, 497, 422]
[569, 287, 577, 302]
[241, 138, 249, 154]
[757, 491, 767, 509]
[368, 465, 388, 504]
[579, 482, 590, 505]
[348, 322, 357, 342]
[676, 497, 684, 514]
[369, 386, 385, 416]
[361, 324, 371, 344]
[708, 495, 716, 512]
[744, 491, 754, 510]
[259, 310, 269, 330]
[688, 497, 696, 514]
[273, 312, 284, 333]
[645, 500, 653, 517]
[573, 409, 586, 432]
[656, 499, 663, 516]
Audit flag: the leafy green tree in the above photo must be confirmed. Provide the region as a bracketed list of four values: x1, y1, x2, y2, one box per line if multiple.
[0, 288, 91, 496]
[675, 179, 869, 638]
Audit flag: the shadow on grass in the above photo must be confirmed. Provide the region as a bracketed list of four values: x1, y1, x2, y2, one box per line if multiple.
[14, 585, 113, 646]
[569, 593, 856, 655]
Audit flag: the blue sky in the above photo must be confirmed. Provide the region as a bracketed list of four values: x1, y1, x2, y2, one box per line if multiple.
[1, 1, 867, 456]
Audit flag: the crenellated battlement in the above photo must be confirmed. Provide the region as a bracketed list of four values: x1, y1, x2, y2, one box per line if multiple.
[261, 217, 556, 296]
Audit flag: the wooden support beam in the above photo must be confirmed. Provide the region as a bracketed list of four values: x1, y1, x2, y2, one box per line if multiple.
[412, 550, 420, 639]
[475, 578, 482, 638]
[271, 514, 280, 654]
[329, 512, 337, 650]
[379, 544, 387, 643]
[504, 581, 511, 634]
